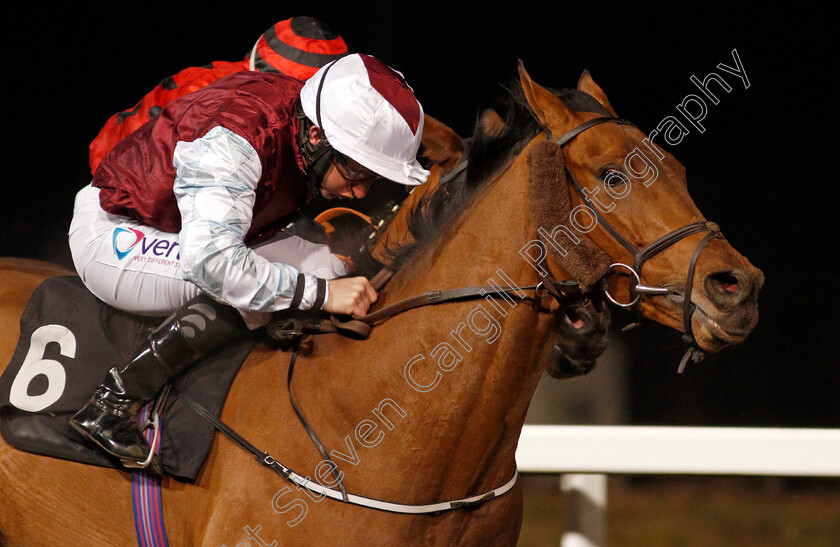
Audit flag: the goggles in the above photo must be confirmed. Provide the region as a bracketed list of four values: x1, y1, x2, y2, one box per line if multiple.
[333, 152, 378, 182]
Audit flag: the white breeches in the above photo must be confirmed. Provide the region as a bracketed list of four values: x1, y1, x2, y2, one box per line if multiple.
[68, 184, 350, 326]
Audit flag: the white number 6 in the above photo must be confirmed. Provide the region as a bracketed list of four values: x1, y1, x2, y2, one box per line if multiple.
[10, 325, 76, 412]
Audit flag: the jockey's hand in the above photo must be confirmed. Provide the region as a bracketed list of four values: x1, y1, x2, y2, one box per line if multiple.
[324, 277, 378, 318]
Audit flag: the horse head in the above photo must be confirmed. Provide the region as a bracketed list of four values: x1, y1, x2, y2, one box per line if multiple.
[516, 63, 763, 369]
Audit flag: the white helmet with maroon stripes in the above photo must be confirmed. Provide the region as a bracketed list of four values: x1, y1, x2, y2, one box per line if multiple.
[299, 53, 429, 186]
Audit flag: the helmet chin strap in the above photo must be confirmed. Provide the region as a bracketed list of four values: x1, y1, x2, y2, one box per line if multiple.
[304, 142, 332, 201]
[296, 103, 334, 200]
[297, 60, 341, 200]
[307, 176, 326, 201]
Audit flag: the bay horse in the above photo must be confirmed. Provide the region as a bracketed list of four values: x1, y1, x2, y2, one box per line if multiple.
[0, 64, 762, 546]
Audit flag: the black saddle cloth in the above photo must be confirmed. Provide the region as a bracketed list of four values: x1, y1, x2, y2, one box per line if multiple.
[0, 276, 253, 482]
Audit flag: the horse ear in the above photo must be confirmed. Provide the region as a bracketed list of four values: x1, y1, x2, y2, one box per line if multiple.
[526, 139, 612, 289]
[419, 114, 465, 174]
[478, 108, 505, 136]
[577, 70, 618, 116]
[518, 61, 576, 134]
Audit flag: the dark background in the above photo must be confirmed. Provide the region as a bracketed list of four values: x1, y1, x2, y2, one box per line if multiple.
[3, 3, 837, 428]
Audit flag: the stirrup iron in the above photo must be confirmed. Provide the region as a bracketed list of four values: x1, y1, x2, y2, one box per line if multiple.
[121, 386, 169, 469]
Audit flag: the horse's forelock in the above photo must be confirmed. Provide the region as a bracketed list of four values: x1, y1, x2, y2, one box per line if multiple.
[553, 87, 614, 117]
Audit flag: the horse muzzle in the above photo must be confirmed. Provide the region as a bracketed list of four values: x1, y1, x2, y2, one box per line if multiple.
[689, 265, 764, 352]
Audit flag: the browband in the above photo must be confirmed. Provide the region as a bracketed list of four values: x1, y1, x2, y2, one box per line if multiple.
[552, 116, 634, 145]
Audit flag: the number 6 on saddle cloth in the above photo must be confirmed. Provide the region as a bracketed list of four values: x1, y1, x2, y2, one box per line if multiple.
[0, 275, 254, 482]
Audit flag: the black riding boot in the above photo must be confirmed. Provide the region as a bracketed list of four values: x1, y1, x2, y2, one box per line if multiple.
[70, 295, 247, 466]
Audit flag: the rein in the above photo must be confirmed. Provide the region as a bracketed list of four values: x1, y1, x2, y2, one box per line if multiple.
[180, 252, 588, 513]
[178, 274, 570, 515]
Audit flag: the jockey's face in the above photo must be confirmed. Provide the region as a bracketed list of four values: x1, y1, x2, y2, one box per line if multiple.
[319, 163, 374, 200]
[307, 124, 375, 200]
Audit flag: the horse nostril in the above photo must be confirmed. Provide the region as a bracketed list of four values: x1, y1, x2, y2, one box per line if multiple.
[704, 271, 749, 304]
[716, 272, 739, 294]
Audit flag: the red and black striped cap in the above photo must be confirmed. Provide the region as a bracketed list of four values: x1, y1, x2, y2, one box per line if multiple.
[249, 17, 348, 80]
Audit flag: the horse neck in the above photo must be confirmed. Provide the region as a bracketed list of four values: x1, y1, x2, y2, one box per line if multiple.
[358, 151, 553, 494]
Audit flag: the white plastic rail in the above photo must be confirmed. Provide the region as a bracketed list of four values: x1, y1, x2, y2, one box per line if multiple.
[516, 425, 840, 476]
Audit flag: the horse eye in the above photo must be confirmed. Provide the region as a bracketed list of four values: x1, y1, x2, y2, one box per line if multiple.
[600, 169, 627, 188]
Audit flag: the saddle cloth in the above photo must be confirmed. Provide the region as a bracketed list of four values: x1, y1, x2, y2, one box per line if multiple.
[0, 275, 253, 482]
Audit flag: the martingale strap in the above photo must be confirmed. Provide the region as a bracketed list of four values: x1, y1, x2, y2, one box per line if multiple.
[177, 390, 519, 514]
[189, 276, 589, 515]
[249, 274, 589, 514]
[285, 344, 349, 502]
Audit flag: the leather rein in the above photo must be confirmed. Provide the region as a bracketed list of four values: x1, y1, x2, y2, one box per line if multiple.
[177, 116, 723, 515]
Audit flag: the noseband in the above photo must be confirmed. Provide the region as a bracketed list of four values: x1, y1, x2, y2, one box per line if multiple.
[548, 116, 723, 372]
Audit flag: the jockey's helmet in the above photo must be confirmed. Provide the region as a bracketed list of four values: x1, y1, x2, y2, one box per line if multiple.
[249, 17, 348, 79]
[299, 53, 429, 187]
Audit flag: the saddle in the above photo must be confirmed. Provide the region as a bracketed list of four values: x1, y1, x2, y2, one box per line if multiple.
[0, 275, 254, 482]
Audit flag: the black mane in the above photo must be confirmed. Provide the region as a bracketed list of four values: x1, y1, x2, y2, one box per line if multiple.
[380, 80, 611, 271]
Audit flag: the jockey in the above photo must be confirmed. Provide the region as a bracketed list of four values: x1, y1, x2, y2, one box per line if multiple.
[68, 53, 429, 468]
[88, 16, 349, 175]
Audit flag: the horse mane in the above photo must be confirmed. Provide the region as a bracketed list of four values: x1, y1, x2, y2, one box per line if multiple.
[381, 80, 612, 271]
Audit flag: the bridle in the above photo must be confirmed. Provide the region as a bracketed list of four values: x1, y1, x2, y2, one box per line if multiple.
[547, 115, 724, 372]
